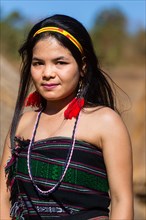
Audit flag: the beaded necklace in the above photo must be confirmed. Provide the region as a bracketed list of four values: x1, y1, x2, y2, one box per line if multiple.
[27, 109, 80, 196]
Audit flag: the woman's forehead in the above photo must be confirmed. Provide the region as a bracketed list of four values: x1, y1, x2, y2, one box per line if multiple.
[33, 37, 73, 59]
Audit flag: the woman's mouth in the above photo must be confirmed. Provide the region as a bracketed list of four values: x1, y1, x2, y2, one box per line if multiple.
[42, 83, 59, 90]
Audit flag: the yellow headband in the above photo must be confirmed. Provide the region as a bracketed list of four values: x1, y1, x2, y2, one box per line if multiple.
[33, 26, 83, 54]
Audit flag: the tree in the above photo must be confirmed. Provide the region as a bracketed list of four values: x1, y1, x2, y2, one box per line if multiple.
[90, 8, 127, 66]
[0, 11, 32, 62]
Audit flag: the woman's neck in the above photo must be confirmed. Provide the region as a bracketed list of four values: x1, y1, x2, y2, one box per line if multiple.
[44, 94, 75, 116]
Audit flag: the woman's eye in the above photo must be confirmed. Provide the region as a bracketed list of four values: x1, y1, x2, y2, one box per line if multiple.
[32, 62, 43, 66]
[57, 61, 68, 65]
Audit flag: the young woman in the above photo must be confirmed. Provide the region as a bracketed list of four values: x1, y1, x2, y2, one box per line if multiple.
[0, 14, 133, 219]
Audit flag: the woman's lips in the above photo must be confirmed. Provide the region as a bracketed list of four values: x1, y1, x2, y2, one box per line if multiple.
[42, 83, 59, 90]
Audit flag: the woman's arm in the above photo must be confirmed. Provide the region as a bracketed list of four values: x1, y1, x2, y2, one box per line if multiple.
[0, 112, 33, 220]
[100, 108, 134, 219]
[0, 132, 11, 220]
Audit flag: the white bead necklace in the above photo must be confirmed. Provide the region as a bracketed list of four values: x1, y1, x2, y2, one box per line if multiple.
[27, 109, 80, 196]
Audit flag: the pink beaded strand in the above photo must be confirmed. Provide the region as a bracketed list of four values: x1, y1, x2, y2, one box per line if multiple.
[27, 109, 80, 195]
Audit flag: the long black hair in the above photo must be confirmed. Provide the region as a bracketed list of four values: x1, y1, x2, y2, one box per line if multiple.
[10, 14, 118, 149]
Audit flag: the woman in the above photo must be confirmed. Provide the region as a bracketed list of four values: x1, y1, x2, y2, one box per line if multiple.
[0, 14, 133, 219]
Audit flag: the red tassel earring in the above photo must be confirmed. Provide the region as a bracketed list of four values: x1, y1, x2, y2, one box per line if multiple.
[24, 91, 42, 108]
[64, 82, 85, 119]
[64, 97, 84, 119]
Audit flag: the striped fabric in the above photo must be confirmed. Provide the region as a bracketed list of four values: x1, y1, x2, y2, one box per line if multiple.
[6, 136, 110, 219]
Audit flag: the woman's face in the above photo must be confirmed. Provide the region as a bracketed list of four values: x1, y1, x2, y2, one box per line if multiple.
[31, 36, 81, 102]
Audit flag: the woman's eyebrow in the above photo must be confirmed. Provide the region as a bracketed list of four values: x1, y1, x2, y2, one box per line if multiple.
[32, 57, 43, 61]
[53, 56, 70, 61]
[32, 56, 70, 61]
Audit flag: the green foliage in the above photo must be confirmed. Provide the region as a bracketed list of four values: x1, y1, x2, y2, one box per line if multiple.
[134, 30, 146, 56]
[0, 11, 32, 63]
[90, 8, 145, 66]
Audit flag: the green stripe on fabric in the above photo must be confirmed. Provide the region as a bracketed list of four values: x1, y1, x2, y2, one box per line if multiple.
[17, 158, 109, 192]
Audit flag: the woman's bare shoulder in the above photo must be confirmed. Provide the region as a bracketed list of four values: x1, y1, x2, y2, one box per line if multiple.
[20, 110, 37, 123]
[81, 106, 128, 147]
[90, 106, 127, 134]
[95, 106, 121, 121]
[16, 110, 38, 137]
[83, 106, 122, 123]
[92, 107, 130, 148]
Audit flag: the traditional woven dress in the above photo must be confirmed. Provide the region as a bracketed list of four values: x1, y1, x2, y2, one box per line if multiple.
[5, 112, 110, 220]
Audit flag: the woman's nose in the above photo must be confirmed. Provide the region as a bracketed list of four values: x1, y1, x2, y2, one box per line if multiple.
[42, 65, 56, 79]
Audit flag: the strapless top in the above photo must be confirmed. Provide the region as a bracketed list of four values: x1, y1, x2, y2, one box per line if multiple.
[5, 136, 110, 219]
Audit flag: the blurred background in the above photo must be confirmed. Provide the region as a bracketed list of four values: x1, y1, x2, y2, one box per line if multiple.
[0, 0, 145, 219]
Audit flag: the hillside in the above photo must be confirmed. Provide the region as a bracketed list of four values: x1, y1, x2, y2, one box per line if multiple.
[0, 56, 19, 148]
[0, 55, 145, 219]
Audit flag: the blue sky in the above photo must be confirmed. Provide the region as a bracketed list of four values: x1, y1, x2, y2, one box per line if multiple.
[1, 0, 145, 32]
